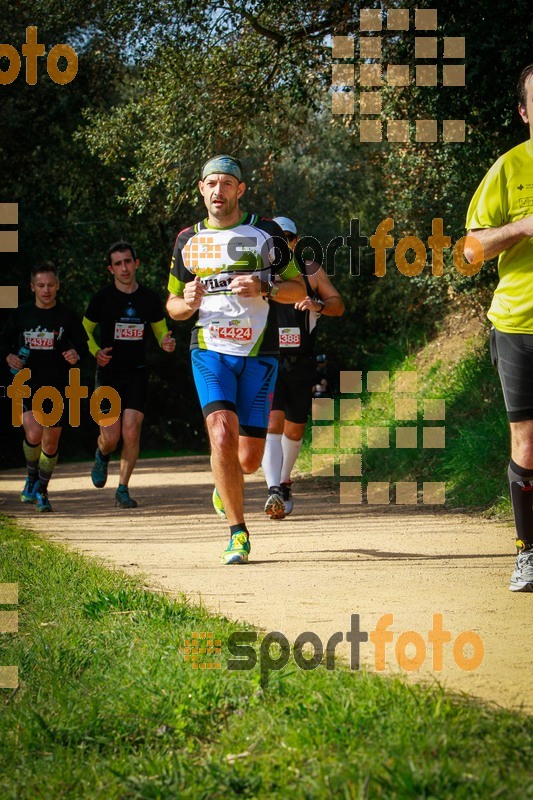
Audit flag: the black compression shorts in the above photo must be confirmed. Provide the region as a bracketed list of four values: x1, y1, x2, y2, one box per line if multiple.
[95, 369, 149, 415]
[22, 386, 67, 428]
[271, 355, 315, 424]
[491, 328, 533, 422]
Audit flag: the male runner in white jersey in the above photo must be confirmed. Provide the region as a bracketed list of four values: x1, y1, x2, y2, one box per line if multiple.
[166, 155, 305, 564]
[465, 64, 533, 591]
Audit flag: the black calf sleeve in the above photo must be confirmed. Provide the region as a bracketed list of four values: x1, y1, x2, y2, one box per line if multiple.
[508, 459, 533, 546]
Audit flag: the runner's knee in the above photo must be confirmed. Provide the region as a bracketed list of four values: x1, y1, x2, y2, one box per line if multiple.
[207, 412, 239, 456]
[510, 422, 533, 468]
[240, 451, 263, 474]
[267, 410, 285, 435]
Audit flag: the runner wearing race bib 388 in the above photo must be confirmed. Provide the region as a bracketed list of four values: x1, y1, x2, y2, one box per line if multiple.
[261, 216, 345, 520]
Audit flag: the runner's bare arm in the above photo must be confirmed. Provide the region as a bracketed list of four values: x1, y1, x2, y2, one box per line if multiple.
[465, 213, 533, 262]
[166, 277, 206, 320]
[271, 273, 306, 304]
[295, 265, 345, 316]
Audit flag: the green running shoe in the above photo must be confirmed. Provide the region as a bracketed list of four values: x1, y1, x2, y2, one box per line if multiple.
[221, 531, 250, 565]
[212, 487, 226, 519]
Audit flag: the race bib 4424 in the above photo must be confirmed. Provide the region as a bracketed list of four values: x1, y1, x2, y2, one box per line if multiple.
[209, 318, 252, 342]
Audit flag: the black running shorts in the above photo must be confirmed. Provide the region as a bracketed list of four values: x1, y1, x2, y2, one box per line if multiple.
[271, 355, 315, 424]
[22, 386, 67, 427]
[491, 328, 533, 422]
[95, 369, 149, 414]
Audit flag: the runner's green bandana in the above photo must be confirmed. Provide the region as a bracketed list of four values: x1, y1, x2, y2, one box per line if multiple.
[201, 155, 242, 182]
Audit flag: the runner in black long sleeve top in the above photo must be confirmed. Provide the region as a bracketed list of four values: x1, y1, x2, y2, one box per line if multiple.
[1, 262, 88, 512]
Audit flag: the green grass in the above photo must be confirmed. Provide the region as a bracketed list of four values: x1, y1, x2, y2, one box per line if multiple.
[298, 335, 512, 514]
[1, 515, 531, 799]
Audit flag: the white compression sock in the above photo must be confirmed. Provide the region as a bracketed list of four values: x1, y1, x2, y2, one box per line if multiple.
[262, 433, 283, 489]
[280, 435, 303, 484]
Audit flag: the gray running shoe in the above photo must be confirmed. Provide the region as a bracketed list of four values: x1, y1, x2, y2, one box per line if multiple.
[115, 485, 138, 509]
[509, 542, 533, 592]
[265, 486, 286, 520]
[280, 482, 293, 516]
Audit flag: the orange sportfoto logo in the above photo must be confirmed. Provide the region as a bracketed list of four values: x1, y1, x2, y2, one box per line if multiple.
[0, 27, 78, 86]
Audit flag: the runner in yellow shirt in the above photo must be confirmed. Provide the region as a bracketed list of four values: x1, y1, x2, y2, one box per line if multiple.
[465, 64, 533, 592]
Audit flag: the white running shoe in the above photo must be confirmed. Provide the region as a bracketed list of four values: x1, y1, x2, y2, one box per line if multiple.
[509, 541, 533, 592]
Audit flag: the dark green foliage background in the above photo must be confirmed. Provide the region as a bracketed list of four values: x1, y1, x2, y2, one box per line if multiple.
[1, 0, 531, 470]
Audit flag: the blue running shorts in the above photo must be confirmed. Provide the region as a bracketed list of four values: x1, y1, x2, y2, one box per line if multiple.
[191, 349, 278, 438]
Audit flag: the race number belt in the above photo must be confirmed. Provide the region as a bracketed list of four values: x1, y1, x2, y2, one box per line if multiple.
[209, 318, 252, 342]
[114, 322, 145, 340]
[279, 327, 301, 348]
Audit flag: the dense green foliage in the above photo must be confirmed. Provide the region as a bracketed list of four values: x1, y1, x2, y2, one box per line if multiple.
[1, 0, 531, 471]
[1, 515, 532, 798]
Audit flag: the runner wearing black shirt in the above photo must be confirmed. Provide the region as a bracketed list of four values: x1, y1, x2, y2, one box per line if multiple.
[0, 261, 88, 512]
[261, 217, 344, 519]
[83, 242, 176, 508]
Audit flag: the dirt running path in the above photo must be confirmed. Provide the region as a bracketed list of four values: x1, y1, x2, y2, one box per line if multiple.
[1, 457, 531, 713]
